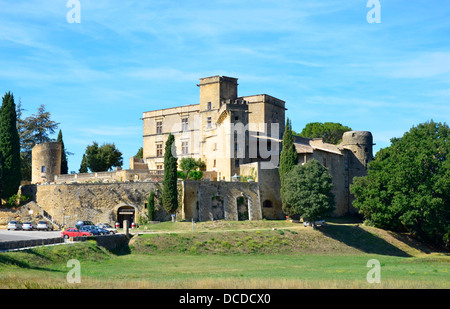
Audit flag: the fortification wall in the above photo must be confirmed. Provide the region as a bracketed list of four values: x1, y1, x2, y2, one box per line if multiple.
[182, 180, 261, 221]
[20, 182, 170, 227]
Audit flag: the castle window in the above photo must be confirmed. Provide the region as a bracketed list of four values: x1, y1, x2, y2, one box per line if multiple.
[207, 117, 212, 129]
[41, 166, 46, 173]
[182, 118, 189, 131]
[182, 141, 189, 155]
[156, 164, 163, 170]
[156, 121, 163, 135]
[156, 143, 163, 157]
[207, 102, 212, 110]
[213, 159, 216, 167]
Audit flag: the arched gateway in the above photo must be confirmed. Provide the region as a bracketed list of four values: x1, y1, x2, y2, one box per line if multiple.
[115, 204, 137, 228]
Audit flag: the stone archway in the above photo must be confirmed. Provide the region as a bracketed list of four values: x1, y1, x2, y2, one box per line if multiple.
[115, 204, 137, 228]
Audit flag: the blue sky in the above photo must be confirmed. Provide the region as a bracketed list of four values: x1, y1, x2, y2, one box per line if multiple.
[1, 0, 449, 173]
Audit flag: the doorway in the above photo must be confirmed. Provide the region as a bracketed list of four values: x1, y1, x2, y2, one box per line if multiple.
[117, 205, 135, 228]
[236, 196, 249, 221]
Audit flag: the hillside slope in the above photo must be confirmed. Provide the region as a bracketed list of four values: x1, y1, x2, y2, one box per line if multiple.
[130, 221, 442, 257]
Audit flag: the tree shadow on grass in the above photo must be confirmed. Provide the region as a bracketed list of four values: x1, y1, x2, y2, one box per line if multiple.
[0, 252, 64, 273]
[319, 224, 411, 257]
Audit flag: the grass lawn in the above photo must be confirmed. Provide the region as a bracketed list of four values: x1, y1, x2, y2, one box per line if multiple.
[0, 220, 449, 289]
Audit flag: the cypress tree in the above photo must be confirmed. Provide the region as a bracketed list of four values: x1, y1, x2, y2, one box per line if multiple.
[57, 130, 68, 174]
[0, 92, 21, 202]
[279, 117, 298, 215]
[162, 133, 178, 214]
[79, 154, 88, 173]
[147, 190, 156, 221]
[279, 118, 297, 184]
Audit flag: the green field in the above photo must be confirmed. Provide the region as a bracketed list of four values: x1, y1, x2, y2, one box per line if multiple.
[0, 220, 449, 289]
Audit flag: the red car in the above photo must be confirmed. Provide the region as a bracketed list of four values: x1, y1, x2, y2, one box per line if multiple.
[61, 228, 93, 239]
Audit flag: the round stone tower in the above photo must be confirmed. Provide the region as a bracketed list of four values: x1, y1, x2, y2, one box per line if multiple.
[341, 131, 373, 171]
[31, 142, 62, 184]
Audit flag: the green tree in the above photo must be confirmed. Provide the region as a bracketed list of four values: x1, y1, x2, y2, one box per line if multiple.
[279, 118, 297, 185]
[147, 190, 156, 221]
[279, 118, 298, 212]
[0, 92, 21, 203]
[351, 120, 450, 248]
[162, 134, 178, 214]
[282, 159, 335, 228]
[79, 154, 88, 173]
[24, 104, 59, 144]
[56, 130, 69, 174]
[297, 122, 352, 144]
[82, 142, 123, 172]
[179, 157, 205, 180]
[16, 103, 59, 180]
[135, 147, 143, 159]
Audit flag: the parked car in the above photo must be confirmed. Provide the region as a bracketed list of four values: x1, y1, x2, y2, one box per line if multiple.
[7, 220, 22, 230]
[37, 220, 54, 231]
[22, 221, 37, 231]
[303, 220, 326, 227]
[93, 226, 110, 235]
[61, 228, 93, 239]
[79, 225, 102, 236]
[76, 220, 95, 227]
[96, 223, 118, 234]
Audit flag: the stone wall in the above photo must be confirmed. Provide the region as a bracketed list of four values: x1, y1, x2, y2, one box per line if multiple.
[239, 162, 284, 219]
[182, 180, 261, 222]
[20, 182, 171, 227]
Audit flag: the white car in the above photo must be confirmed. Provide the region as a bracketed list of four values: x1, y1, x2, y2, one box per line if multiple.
[96, 223, 118, 234]
[37, 220, 54, 231]
[7, 221, 22, 230]
[22, 221, 37, 231]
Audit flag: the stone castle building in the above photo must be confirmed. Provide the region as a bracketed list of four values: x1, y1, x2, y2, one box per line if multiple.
[21, 75, 373, 227]
[142, 75, 286, 181]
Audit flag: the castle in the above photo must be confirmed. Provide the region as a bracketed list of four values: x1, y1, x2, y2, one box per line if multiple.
[21, 75, 373, 227]
[142, 75, 286, 181]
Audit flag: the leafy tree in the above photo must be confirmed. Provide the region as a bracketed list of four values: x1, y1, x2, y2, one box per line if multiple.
[147, 190, 156, 221]
[179, 157, 205, 180]
[24, 104, 59, 144]
[282, 159, 335, 228]
[188, 170, 203, 180]
[82, 142, 123, 172]
[0, 92, 21, 203]
[296, 122, 352, 144]
[162, 134, 178, 214]
[351, 120, 450, 248]
[16, 103, 59, 180]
